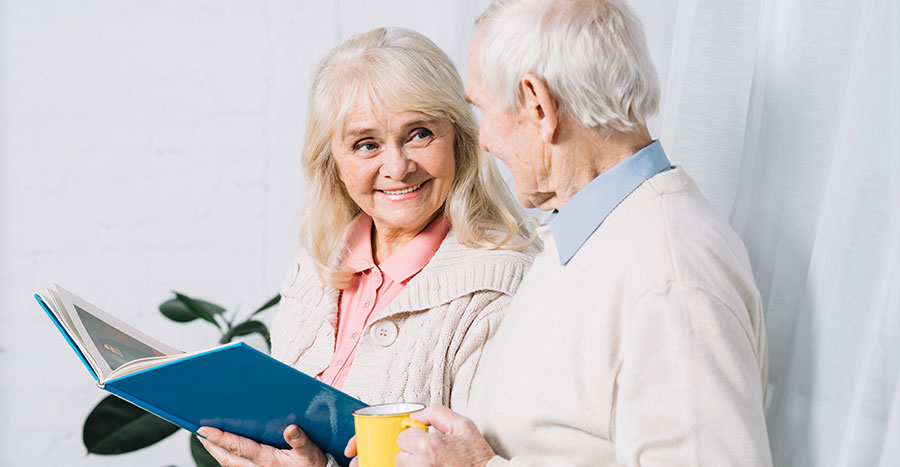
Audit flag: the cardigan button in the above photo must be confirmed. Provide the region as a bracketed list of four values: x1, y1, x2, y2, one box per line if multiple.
[370, 321, 398, 346]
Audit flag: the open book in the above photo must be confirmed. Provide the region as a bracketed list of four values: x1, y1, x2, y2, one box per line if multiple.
[36, 285, 366, 466]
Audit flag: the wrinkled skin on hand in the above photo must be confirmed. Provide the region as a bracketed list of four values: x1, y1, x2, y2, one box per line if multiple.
[344, 405, 495, 467]
[198, 424, 327, 467]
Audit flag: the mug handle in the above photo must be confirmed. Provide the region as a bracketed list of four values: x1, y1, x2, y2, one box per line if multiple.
[401, 419, 428, 431]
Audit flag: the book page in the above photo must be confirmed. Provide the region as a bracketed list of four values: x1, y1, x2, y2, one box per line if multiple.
[45, 288, 79, 339]
[39, 289, 102, 380]
[55, 285, 180, 380]
[106, 342, 234, 380]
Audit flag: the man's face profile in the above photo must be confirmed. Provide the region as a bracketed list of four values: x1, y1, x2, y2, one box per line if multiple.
[465, 37, 546, 209]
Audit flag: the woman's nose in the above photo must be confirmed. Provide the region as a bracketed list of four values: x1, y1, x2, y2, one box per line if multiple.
[379, 145, 416, 180]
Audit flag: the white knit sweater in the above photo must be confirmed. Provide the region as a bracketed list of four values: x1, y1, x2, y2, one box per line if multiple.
[468, 168, 772, 466]
[270, 229, 536, 411]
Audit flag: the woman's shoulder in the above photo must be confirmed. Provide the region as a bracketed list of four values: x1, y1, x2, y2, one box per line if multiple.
[431, 229, 539, 269]
[403, 230, 538, 302]
[278, 247, 337, 306]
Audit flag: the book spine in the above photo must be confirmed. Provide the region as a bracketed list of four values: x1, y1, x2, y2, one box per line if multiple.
[103, 382, 200, 434]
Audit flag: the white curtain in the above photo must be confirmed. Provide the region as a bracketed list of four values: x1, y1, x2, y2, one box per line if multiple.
[635, 0, 899, 465]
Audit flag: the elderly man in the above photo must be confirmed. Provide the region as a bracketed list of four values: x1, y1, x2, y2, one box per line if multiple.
[388, 0, 773, 466]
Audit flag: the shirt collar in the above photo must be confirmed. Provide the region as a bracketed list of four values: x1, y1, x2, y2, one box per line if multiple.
[342, 213, 451, 283]
[380, 215, 450, 283]
[549, 140, 671, 265]
[342, 213, 376, 273]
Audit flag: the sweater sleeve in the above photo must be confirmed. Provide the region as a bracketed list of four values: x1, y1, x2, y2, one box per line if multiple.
[448, 291, 510, 412]
[612, 282, 771, 466]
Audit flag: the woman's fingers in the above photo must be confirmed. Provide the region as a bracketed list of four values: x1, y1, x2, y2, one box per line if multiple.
[344, 434, 358, 457]
[198, 426, 264, 460]
[281, 424, 327, 466]
[197, 425, 326, 467]
[283, 424, 312, 450]
[197, 429, 256, 467]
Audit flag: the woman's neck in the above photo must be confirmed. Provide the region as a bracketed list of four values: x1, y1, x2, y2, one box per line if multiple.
[370, 212, 440, 264]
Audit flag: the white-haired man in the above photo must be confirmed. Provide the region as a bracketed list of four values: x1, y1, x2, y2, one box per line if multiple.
[368, 0, 773, 466]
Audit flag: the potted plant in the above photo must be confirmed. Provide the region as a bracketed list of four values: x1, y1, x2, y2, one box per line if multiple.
[81, 292, 280, 466]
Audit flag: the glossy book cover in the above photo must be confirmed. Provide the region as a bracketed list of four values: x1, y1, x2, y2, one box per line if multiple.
[35, 293, 366, 466]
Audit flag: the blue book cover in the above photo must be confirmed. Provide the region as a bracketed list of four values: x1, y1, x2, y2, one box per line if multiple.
[35, 292, 366, 466]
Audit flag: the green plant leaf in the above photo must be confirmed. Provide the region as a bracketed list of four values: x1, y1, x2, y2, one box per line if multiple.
[160, 297, 226, 323]
[83, 395, 180, 455]
[173, 292, 222, 330]
[251, 294, 281, 317]
[190, 434, 221, 467]
[219, 320, 270, 348]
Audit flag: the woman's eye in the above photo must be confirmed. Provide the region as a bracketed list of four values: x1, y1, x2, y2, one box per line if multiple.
[354, 142, 378, 152]
[412, 129, 433, 140]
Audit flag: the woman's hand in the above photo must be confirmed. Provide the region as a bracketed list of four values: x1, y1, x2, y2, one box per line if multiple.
[344, 435, 359, 467]
[197, 425, 327, 467]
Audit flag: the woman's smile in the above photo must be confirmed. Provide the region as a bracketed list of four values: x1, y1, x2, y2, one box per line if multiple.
[377, 180, 429, 200]
[331, 101, 456, 242]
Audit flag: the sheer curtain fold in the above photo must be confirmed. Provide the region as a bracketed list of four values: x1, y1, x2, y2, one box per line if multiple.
[658, 0, 760, 217]
[642, 0, 899, 465]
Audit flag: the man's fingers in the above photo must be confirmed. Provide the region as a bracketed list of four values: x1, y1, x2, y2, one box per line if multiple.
[396, 424, 432, 454]
[410, 404, 473, 435]
[395, 450, 416, 467]
[395, 429, 437, 467]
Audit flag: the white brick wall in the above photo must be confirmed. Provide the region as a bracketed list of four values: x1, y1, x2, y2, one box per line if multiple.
[0, 1, 490, 465]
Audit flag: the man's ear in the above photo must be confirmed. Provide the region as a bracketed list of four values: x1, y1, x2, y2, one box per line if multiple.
[520, 73, 559, 143]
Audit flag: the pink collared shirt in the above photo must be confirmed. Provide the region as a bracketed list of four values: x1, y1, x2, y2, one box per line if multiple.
[316, 213, 451, 389]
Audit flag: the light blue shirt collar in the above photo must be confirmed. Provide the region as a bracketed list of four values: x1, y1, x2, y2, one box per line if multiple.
[548, 140, 671, 265]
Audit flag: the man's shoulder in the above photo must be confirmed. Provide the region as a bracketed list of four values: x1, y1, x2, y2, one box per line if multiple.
[564, 167, 757, 298]
[624, 169, 760, 305]
[646, 170, 752, 276]
[598, 167, 738, 251]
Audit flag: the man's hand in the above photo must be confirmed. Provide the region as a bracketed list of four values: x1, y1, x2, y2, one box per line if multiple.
[197, 425, 327, 467]
[394, 405, 495, 467]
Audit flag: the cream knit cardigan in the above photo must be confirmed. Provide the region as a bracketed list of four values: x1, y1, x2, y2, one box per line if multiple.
[468, 168, 772, 466]
[270, 229, 536, 410]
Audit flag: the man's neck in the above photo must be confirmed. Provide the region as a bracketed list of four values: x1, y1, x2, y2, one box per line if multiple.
[538, 125, 653, 211]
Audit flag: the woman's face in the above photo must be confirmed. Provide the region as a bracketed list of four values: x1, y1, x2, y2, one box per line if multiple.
[331, 95, 456, 241]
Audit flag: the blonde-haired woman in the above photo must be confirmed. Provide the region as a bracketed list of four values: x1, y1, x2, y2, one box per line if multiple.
[198, 27, 536, 467]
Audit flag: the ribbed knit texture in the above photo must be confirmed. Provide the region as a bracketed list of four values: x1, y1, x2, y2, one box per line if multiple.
[270, 228, 537, 412]
[469, 168, 772, 466]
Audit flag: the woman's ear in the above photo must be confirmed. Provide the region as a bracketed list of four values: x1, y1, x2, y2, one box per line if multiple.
[520, 73, 559, 143]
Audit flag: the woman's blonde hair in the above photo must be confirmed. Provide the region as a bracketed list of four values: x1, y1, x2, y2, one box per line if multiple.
[300, 27, 533, 289]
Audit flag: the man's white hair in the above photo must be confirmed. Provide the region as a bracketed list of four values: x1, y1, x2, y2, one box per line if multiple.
[475, 0, 659, 134]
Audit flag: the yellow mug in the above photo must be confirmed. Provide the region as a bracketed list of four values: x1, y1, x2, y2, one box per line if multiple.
[353, 402, 428, 467]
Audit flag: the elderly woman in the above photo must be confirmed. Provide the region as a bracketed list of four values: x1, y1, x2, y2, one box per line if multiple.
[197, 27, 536, 467]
